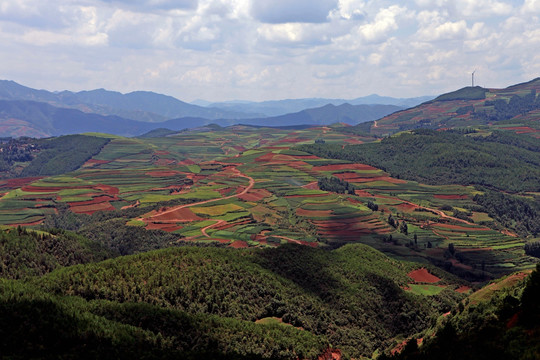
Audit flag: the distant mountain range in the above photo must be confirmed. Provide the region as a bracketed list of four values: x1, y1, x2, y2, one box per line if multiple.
[0, 100, 402, 137]
[194, 94, 433, 117]
[0, 80, 256, 122]
[0, 80, 420, 137]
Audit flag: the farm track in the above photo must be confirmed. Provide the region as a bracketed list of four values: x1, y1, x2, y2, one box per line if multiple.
[201, 220, 227, 238]
[141, 167, 255, 224]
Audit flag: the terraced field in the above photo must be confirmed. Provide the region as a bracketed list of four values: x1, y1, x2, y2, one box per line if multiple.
[0, 125, 536, 279]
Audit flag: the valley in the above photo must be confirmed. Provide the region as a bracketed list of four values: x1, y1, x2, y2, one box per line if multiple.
[0, 79, 539, 359]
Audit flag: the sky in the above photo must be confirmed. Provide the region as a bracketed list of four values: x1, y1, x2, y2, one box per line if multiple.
[0, 0, 539, 102]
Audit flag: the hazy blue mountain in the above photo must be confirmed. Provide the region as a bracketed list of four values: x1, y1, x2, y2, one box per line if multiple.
[0, 99, 402, 138]
[205, 95, 432, 117]
[235, 103, 403, 127]
[0, 80, 257, 122]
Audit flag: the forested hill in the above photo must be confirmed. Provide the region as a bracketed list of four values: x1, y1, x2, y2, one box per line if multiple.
[298, 129, 540, 193]
[1, 243, 465, 359]
[0, 134, 110, 178]
[350, 78, 540, 136]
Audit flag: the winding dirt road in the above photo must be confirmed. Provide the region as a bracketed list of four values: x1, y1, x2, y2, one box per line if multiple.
[141, 167, 255, 229]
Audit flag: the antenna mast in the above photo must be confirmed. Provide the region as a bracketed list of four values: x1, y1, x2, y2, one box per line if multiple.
[472, 70, 476, 87]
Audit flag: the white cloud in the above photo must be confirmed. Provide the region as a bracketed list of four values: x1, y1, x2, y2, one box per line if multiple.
[335, 0, 366, 20]
[356, 5, 408, 43]
[522, 0, 540, 13]
[0, 0, 537, 102]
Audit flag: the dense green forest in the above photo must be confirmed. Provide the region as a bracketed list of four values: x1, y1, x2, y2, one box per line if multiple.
[0, 279, 326, 360]
[20, 135, 110, 176]
[473, 190, 540, 237]
[297, 130, 540, 193]
[0, 135, 109, 178]
[0, 227, 110, 279]
[0, 243, 464, 359]
[383, 264, 540, 360]
[318, 176, 355, 194]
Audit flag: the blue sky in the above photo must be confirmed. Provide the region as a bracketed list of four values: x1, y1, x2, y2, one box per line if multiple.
[0, 0, 538, 101]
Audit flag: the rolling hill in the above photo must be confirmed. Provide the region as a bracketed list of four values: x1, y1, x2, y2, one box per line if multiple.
[355, 78, 540, 136]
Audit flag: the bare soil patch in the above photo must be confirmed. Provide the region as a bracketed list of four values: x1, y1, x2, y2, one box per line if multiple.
[434, 194, 468, 200]
[296, 208, 332, 217]
[150, 207, 203, 222]
[313, 163, 378, 172]
[408, 268, 441, 283]
[230, 240, 248, 248]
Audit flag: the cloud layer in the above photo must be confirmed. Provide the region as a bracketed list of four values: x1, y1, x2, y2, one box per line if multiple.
[0, 0, 537, 101]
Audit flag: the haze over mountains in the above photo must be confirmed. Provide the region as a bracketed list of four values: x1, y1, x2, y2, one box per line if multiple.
[0, 80, 430, 138]
[194, 94, 433, 117]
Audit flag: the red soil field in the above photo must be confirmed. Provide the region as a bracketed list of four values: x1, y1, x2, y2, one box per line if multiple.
[9, 219, 44, 227]
[302, 182, 319, 190]
[394, 203, 419, 212]
[500, 126, 539, 133]
[153, 150, 170, 155]
[507, 313, 519, 329]
[296, 208, 332, 217]
[433, 194, 468, 200]
[230, 240, 248, 248]
[154, 159, 176, 166]
[94, 184, 120, 195]
[178, 159, 195, 165]
[0, 177, 43, 189]
[68, 195, 117, 207]
[255, 153, 276, 162]
[145, 170, 182, 177]
[291, 154, 320, 159]
[501, 229, 518, 237]
[21, 185, 93, 192]
[217, 187, 236, 196]
[285, 193, 328, 198]
[456, 285, 471, 293]
[121, 200, 140, 210]
[83, 159, 111, 165]
[434, 223, 490, 232]
[238, 188, 272, 202]
[70, 202, 116, 215]
[312, 163, 378, 172]
[232, 145, 246, 151]
[333, 172, 365, 180]
[186, 174, 206, 182]
[296, 240, 318, 248]
[275, 137, 308, 144]
[149, 207, 203, 222]
[407, 268, 441, 283]
[354, 190, 373, 197]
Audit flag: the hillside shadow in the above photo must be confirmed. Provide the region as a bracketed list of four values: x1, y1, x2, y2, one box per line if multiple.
[254, 243, 340, 301]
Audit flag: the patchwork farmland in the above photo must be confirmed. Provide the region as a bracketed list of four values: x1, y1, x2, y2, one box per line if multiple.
[0, 125, 536, 280]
